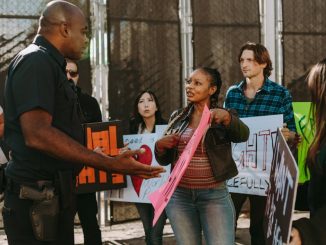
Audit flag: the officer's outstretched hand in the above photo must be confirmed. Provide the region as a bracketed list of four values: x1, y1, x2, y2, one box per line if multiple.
[113, 148, 165, 179]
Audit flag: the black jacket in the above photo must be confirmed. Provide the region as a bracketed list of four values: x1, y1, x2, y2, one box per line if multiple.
[292, 143, 326, 245]
[76, 86, 102, 124]
[129, 117, 167, 134]
[155, 106, 249, 182]
[292, 205, 326, 245]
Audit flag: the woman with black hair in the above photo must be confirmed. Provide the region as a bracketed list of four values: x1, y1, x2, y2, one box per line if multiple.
[129, 90, 167, 245]
[155, 67, 249, 245]
[129, 90, 167, 135]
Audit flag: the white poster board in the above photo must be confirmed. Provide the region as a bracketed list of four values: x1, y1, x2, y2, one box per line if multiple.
[109, 126, 170, 203]
[227, 114, 283, 196]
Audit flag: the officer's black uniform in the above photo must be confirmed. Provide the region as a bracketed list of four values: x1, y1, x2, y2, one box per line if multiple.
[74, 86, 103, 245]
[3, 35, 84, 245]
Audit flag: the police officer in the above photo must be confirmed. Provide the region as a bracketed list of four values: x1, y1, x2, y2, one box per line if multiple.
[3, 1, 164, 244]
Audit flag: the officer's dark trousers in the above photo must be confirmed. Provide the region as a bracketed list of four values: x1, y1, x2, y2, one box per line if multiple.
[2, 186, 75, 245]
[231, 192, 267, 245]
[76, 192, 102, 245]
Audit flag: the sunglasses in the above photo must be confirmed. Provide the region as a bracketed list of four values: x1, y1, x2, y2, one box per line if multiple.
[66, 69, 79, 78]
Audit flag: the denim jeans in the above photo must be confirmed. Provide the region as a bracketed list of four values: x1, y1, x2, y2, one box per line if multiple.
[166, 184, 235, 245]
[135, 203, 167, 245]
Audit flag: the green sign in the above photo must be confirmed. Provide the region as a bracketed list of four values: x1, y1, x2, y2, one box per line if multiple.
[292, 102, 314, 183]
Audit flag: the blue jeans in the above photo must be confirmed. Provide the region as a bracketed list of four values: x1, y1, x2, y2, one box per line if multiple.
[135, 203, 167, 245]
[166, 184, 235, 245]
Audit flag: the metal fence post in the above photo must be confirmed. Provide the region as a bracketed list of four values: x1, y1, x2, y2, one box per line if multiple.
[89, 0, 109, 226]
[260, 0, 276, 83]
[179, 0, 193, 107]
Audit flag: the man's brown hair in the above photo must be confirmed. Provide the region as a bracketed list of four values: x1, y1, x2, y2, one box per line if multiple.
[238, 42, 273, 77]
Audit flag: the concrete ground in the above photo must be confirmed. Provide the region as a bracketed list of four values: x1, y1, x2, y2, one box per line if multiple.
[74, 214, 251, 245]
[0, 211, 309, 245]
[0, 215, 248, 245]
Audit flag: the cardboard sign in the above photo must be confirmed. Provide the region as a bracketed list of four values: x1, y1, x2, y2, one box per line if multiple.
[264, 128, 299, 245]
[109, 131, 171, 203]
[227, 115, 283, 196]
[293, 102, 313, 183]
[76, 121, 127, 194]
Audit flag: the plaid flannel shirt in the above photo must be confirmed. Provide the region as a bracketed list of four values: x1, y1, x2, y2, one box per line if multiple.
[224, 78, 296, 132]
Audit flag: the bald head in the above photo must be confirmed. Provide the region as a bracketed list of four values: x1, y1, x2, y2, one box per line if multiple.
[38, 0, 84, 34]
[37, 0, 88, 60]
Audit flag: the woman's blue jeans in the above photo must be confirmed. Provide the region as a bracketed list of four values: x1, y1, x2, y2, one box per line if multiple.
[135, 203, 167, 245]
[166, 184, 235, 245]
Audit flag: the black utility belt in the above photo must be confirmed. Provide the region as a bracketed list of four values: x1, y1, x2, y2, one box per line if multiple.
[5, 172, 75, 242]
[5, 177, 54, 195]
[6, 177, 59, 242]
[6, 171, 75, 207]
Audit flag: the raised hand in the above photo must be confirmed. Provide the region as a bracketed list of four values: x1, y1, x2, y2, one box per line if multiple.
[155, 134, 179, 154]
[209, 108, 231, 126]
[289, 228, 302, 245]
[280, 123, 301, 147]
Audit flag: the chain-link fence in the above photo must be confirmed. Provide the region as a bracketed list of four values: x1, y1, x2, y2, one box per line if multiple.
[0, 0, 91, 104]
[192, 0, 260, 104]
[283, 0, 326, 101]
[107, 0, 181, 223]
[0, 0, 44, 103]
[107, 0, 182, 130]
[2, 0, 326, 226]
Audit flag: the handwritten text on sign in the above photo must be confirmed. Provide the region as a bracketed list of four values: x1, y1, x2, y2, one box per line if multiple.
[109, 132, 171, 203]
[293, 102, 313, 183]
[149, 106, 211, 226]
[264, 128, 298, 245]
[227, 115, 283, 196]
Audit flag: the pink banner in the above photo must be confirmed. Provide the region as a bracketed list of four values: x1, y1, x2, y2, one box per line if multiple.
[148, 105, 211, 226]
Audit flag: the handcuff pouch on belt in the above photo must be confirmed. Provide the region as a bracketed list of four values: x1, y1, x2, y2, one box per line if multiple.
[19, 182, 59, 242]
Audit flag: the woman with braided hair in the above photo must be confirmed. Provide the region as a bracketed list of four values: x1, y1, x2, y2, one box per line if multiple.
[155, 67, 249, 245]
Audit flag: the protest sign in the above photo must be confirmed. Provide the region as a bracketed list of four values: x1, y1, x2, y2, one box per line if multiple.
[76, 121, 126, 193]
[227, 115, 283, 196]
[293, 102, 313, 183]
[149, 106, 211, 226]
[155, 125, 169, 138]
[109, 132, 171, 203]
[264, 128, 299, 245]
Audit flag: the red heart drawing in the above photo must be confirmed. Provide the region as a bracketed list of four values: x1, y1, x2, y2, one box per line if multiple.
[131, 144, 153, 196]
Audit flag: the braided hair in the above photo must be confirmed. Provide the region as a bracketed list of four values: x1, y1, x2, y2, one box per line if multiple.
[164, 67, 222, 134]
[164, 103, 193, 134]
[200, 67, 222, 109]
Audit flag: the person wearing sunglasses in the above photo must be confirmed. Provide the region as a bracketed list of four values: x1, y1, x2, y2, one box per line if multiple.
[2, 1, 164, 244]
[66, 58, 102, 245]
[66, 59, 102, 124]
